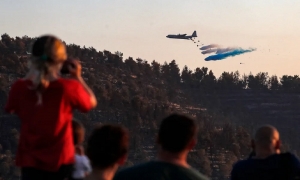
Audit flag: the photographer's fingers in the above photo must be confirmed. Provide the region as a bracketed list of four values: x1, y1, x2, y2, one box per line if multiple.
[68, 59, 82, 78]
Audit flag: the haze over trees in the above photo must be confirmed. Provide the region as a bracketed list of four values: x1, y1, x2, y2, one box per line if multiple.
[0, 34, 300, 180]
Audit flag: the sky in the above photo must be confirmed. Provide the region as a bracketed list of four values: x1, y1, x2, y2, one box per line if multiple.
[1, 0, 300, 78]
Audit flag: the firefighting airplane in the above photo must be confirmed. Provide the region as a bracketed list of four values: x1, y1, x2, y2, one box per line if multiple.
[166, 31, 197, 40]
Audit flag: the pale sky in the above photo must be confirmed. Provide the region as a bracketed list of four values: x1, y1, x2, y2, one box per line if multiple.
[1, 0, 300, 78]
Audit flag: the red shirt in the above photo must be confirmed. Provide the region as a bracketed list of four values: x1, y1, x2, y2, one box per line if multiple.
[5, 78, 92, 172]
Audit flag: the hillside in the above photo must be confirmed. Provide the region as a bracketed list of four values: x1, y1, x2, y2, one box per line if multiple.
[0, 34, 299, 180]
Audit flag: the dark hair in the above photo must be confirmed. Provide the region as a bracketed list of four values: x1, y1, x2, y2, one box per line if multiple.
[32, 36, 56, 61]
[86, 124, 129, 169]
[72, 119, 85, 145]
[158, 113, 197, 153]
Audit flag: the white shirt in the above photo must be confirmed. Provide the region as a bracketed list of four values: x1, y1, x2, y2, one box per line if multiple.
[72, 154, 92, 179]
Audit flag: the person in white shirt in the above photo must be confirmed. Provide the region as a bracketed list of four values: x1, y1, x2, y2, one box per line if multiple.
[72, 145, 92, 180]
[70, 120, 92, 180]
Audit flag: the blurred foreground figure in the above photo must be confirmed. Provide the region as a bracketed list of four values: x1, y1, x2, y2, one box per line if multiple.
[231, 125, 300, 180]
[70, 120, 92, 180]
[85, 124, 129, 180]
[113, 113, 209, 180]
[5, 35, 97, 180]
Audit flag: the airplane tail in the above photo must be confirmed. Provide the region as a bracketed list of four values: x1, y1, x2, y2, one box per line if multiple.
[192, 31, 197, 37]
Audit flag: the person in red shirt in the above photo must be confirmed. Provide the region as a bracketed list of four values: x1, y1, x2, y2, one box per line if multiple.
[5, 35, 97, 180]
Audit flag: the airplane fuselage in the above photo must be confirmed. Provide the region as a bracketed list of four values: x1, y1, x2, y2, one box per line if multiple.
[166, 35, 193, 40]
[166, 31, 197, 40]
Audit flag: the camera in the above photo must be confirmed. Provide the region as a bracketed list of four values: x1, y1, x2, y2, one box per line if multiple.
[60, 58, 75, 74]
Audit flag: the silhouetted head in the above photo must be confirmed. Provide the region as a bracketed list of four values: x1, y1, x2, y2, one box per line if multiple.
[86, 124, 129, 169]
[251, 125, 281, 156]
[157, 113, 197, 153]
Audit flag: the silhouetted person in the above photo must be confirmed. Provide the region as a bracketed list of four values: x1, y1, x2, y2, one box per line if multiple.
[85, 124, 129, 180]
[5, 35, 97, 180]
[70, 120, 92, 180]
[113, 113, 209, 180]
[231, 125, 300, 180]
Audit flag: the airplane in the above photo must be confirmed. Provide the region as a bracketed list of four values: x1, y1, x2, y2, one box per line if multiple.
[166, 31, 197, 40]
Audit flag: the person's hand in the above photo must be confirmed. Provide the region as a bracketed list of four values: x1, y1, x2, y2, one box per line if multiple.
[68, 59, 82, 79]
[76, 145, 84, 155]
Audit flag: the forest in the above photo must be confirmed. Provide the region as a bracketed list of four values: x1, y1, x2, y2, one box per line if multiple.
[1, 33, 300, 180]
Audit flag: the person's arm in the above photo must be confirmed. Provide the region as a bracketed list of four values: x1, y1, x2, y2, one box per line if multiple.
[5, 81, 19, 114]
[75, 76, 97, 108]
[82, 155, 92, 174]
[68, 59, 97, 108]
